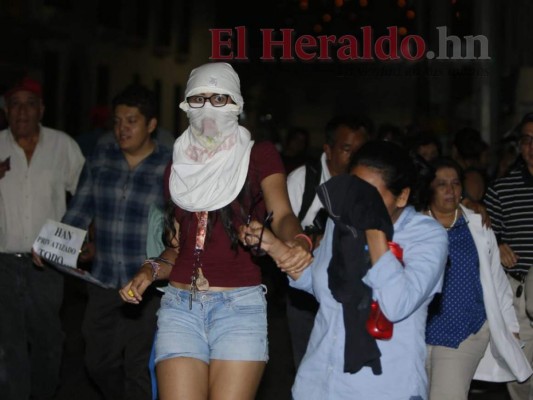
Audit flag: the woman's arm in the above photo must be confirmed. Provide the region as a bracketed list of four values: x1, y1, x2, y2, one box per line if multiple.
[365, 229, 389, 264]
[239, 220, 303, 280]
[119, 219, 180, 303]
[260, 173, 313, 273]
[363, 218, 448, 322]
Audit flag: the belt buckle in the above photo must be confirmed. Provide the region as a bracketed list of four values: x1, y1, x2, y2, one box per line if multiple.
[13, 252, 31, 258]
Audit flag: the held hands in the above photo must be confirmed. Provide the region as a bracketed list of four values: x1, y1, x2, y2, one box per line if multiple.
[119, 264, 153, 304]
[239, 221, 313, 276]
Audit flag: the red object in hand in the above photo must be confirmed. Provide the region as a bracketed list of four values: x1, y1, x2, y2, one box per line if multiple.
[366, 241, 404, 340]
[388, 241, 403, 262]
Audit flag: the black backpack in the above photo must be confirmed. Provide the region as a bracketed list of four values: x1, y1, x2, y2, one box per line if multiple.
[297, 159, 328, 235]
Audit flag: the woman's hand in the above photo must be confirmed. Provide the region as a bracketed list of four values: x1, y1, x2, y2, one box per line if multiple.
[499, 243, 519, 268]
[462, 198, 491, 228]
[239, 221, 313, 276]
[239, 220, 280, 254]
[119, 264, 153, 304]
[275, 240, 313, 275]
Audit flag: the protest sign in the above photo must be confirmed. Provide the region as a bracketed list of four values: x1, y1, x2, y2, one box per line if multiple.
[33, 220, 113, 289]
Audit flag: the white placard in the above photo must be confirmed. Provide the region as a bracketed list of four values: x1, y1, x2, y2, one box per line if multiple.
[33, 219, 87, 268]
[32, 220, 114, 289]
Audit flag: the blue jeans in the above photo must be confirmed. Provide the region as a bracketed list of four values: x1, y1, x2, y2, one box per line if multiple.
[155, 284, 269, 364]
[0, 253, 64, 400]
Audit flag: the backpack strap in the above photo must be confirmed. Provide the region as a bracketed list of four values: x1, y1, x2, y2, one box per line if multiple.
[298, 159, 322, 222]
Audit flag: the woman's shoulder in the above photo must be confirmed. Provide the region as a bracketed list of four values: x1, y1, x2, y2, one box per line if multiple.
[400, 207, 443, 230]
[399, 207, 448, 241]
[251, 140, 280, 155]
[250, 140, 284, 176]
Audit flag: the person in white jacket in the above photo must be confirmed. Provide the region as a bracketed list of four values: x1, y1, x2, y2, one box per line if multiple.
[424, 157, 532, 400]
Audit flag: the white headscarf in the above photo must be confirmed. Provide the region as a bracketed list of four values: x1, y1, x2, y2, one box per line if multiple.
[169, 63, 253, 212]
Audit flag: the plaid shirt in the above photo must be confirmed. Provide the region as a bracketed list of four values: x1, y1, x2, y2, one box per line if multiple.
[62, 141, 172, 288]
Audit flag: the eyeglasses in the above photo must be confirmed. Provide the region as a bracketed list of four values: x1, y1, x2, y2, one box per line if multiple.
[186, 94, 230, 108]
[520, 135, 533, 146]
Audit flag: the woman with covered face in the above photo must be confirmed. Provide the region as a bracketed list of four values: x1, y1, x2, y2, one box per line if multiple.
[243, 141, 449, 399]
[424, 157, 532, 400]
[119, 62, 313, 400]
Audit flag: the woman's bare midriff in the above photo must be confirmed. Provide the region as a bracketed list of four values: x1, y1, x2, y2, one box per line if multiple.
[170, 281, 238, 292]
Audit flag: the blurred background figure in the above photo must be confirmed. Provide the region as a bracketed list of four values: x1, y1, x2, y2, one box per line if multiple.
[462, 167, 488, 204]
[409, 131, 443, 163]
[451, 127, 490, 172]
[376, 123, 407, 147]
[75, 105, 112, 157]
[281, 126, 314, 175]
[451, 128, 491, 217]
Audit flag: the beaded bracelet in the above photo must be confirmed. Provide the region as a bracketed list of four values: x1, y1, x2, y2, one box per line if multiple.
[294, 233, 313, 252]
[143, 259, 161, 281]
[150, 256, 174, 268]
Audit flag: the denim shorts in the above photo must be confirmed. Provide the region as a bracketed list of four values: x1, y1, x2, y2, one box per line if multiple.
[155, 284, 269, 364]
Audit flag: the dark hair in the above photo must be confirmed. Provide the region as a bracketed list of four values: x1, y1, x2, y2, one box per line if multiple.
[285, 126, 310, 149]
[350, 140, 434, 211]
[452, 127, 487, 162]
[409, 132, 442, 157]
[112, 84, 157, 122]
[376, 123, 407, 147]
[324, 115, 368, 147]
[430, 157, 464, 181]
[515, 112, 533, 137]
[162, 180, 252, 252]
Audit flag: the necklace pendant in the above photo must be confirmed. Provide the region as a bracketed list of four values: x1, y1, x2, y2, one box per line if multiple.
[196, 267, 210, 291]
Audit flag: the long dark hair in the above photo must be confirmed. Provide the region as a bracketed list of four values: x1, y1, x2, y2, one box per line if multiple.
[349, 140, 435, 211]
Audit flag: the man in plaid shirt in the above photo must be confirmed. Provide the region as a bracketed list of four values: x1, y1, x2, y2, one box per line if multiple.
[61, 84, 172, 400]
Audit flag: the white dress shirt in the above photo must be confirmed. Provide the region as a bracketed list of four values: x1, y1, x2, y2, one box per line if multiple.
[0, 126, 85, 252]
[286, 152, 331, 228]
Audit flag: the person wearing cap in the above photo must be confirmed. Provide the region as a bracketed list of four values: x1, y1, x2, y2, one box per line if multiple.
[119, 62, 313, 400]
[45, 84, 171, 400]
[0, 77, 85, 400]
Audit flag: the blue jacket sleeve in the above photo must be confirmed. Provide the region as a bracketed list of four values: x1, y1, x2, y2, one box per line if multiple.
[363, 217, 448, 322]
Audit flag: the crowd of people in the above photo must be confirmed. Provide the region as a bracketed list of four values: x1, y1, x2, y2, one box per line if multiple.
[1, 61, 533, 400]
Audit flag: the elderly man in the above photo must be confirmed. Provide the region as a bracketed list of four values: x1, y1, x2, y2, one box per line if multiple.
[0, 77, 85, 400]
